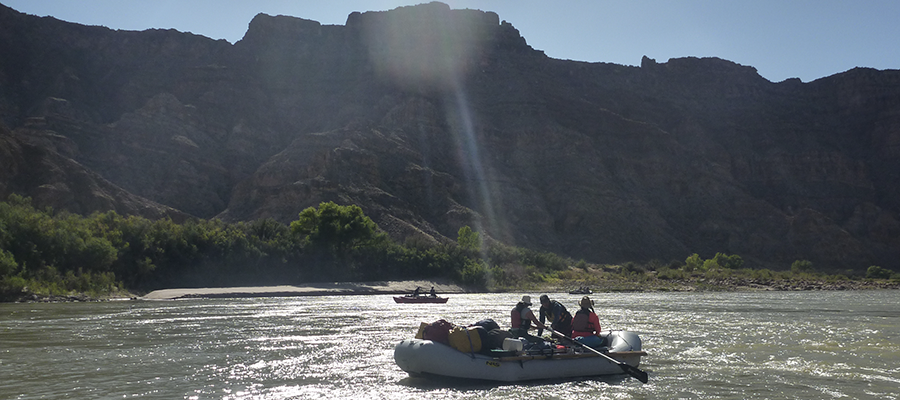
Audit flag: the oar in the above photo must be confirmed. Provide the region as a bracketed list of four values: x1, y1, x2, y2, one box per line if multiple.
[546, 327, 649, 384]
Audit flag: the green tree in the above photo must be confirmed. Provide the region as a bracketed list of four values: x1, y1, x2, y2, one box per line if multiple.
[701, 259, 719, 271]
[290, 202, 382, 254]
[457, 226, 481, 251]
[0, 249, 17, 277]
[866, 265, 892, 279]
[0, 219, 15, 277]
[791, 260, 814, 274]
[243, 218, 293, 248]
[457, 258, 486, 286]
[684, 253, 703, 271]
[713, 253, 744, 269]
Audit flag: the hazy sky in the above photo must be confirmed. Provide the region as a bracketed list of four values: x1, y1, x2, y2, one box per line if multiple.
[4, 0, 898, 83]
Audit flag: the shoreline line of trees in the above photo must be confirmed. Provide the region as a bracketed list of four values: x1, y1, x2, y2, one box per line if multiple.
[1, 195, 897, 301]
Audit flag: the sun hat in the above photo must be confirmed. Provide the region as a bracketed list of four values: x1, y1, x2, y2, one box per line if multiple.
[521, 295, 532, 305]
[580, 296, 593, 309]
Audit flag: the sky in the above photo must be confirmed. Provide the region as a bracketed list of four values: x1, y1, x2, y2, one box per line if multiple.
[4, 0, 899, 83]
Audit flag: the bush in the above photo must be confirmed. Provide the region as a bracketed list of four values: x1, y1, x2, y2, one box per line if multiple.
[622, 261, 646, 274]
[657, 267, 688, 280]
[747, 268, 775, 281]
[866, 265, 893, 280]
[0, 249, 17, 277]
[791, 260, 814, 274]
[701, 259, 719, 271]
[701, 266, 732, 280]
[520, 249, 569, 271]
[684, 254, 703, 272]
[0, 275, 27, 300]
[713, 253, 744, 269]
[483, 264, 507, 288]
[457, 259, 486, 287]
[646, 259, 664, 271]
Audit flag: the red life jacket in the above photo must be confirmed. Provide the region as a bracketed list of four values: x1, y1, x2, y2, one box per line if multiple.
[511, 303, 531, 330]
[571, 308, 599, 337]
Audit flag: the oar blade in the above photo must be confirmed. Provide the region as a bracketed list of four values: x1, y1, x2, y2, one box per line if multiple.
[619, 363, 649, 383]
[549, 327, 650, 384]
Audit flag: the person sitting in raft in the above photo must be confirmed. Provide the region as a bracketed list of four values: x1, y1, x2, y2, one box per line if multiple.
[411, 287, 421, 297]
[510, 295, 547, 343]
[571, 296, 605, 348]
[538, 294, 573, 339]
[429, 286, 436, 297]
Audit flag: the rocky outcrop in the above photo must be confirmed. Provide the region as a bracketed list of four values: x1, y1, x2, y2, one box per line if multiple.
[0, 122, 187, 220]
[0, 2, 898, 272]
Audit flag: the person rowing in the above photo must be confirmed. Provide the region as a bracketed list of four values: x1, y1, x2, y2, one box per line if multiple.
[510, 295, 547, 343]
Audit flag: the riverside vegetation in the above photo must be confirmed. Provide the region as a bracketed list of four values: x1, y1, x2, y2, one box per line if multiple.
[1, 195, 897, 302]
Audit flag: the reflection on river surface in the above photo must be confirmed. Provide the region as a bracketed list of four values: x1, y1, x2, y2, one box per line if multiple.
[1, 290, 898, 399]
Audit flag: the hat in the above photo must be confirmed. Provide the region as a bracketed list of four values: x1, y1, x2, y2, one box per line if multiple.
[521, 295, 532, 305]
[580, 296, 593, 309]
[539, 294, 550, 304]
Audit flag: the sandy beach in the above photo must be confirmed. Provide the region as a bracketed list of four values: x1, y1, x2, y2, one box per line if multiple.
[141, 280, 469, 300]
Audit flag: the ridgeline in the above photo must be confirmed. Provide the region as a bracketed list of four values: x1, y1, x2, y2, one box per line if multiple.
[1, 3, 899, 277]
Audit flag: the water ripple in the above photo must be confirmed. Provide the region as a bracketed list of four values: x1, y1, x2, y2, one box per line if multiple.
[2, 291, 899, 399]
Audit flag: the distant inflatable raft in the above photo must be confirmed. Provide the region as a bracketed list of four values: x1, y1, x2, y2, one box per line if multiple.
[394, 331, 646, 382]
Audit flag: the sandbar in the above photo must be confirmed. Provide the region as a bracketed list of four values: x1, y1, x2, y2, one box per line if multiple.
[141, 280, 468, 300]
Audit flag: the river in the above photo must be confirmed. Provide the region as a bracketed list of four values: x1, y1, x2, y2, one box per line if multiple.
[1, 290, 898, 399]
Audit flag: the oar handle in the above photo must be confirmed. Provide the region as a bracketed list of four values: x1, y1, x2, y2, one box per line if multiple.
[547, 327, 649, 384]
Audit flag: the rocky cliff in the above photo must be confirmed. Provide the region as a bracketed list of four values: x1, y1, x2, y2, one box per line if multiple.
[1, 2, 898, 271]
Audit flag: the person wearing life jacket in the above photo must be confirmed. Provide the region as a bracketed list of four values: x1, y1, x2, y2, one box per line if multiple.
[510, 295, 546, 343]
[571, 296, 605, 348]
[538, 294, 573, 339]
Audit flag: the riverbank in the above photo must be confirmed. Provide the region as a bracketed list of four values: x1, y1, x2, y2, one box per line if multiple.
[141, 277, 899, 300]
[561, 276, 900, 292]
[6, 277, 898, 303]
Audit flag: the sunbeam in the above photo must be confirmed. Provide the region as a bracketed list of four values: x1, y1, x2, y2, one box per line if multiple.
[445, 77, 499, 252]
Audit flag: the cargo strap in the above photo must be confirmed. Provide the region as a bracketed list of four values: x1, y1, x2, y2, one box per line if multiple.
[465, 329, 475, 359]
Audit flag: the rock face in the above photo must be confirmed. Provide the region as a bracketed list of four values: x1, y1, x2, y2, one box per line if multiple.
[0, 122, 187, 220]
[0, 2, 898, 272]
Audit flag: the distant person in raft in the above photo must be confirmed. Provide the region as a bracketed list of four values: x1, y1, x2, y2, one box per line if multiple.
[538, 294, 573, 339]
[571, 296, 605, 348]
[510, 295, 547, 343]
[411, 287, 421, 297]
[429, 286, 436, 297]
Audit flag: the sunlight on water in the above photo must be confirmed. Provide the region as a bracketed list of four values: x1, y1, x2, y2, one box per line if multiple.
[1, 291, 898, 399]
